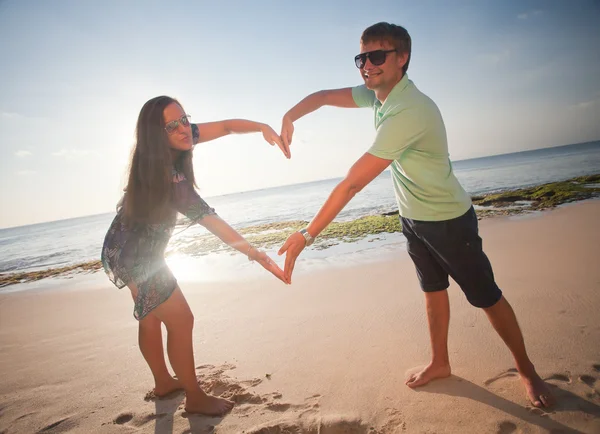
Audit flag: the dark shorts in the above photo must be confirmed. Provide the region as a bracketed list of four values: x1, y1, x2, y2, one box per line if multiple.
[401, 206, 502, 308]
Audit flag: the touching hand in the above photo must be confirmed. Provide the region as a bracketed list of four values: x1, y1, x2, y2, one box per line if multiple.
[277, 231, 306, 283]
[251, 248, 290, 284]
[261, 124, 290, 159]
[280, 114, 294, 156]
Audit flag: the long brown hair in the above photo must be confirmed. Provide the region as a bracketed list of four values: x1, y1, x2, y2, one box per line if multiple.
[123, 96, 197, 225]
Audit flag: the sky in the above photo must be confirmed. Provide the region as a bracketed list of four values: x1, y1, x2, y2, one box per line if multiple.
[0, 0, 599, 228]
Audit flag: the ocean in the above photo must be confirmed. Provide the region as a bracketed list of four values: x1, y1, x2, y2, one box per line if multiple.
[1, 141, 599, 280]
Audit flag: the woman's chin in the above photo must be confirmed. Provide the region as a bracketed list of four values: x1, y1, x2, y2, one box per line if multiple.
[170, 143, 193, 152]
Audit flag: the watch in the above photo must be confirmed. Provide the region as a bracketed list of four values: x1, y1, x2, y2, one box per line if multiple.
[299, 228, 315, 246]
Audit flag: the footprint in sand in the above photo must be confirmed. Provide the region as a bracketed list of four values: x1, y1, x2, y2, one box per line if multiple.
[113, 412, 134, 425]
[578, 374, 596, 387]
[36, 417, 73, 433]
[497, 421, 517, 434]
[131, 413, 168, 427]
[592, 364, 600, 373]
[378, 408, 406, 433]
[193, 363, 268, 405]
[484, 368, 518, 386]
[245, 415, 369, 434]
[144, 363, 268, 408]
[110, 411, 167, 428]
[264, 403, 292, 412]
[166, 362, 298, 419]
[246, 404, 405, 434]
[246, 421, 303, 434]
[145, 363, 402, 433]
[545, 373, 572, 384]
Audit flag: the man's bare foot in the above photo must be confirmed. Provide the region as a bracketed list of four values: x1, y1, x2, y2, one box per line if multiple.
[406, 362, 451, 388]
[154, 377, 183, 398]
[185, 391, 234, 416]
[520, 370, 555, 408]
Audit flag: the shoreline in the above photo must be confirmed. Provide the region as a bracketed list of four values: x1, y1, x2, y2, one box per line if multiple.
[1, 174, 599, 289]
[2, 197, 599, 297]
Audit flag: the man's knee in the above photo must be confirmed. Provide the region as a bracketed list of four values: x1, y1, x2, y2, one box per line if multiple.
[465, 287, 502, 308]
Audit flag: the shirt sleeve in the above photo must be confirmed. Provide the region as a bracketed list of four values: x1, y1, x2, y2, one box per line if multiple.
[191, 123, 200, 145]
[352, 85, 376, 108]
[172, 173, 216, 222]
[368, 108, 427, 160]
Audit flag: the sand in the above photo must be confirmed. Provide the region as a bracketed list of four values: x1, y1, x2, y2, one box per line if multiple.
[1, 200, 599, 433]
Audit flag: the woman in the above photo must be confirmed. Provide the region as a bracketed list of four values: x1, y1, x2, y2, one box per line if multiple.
[101, 95, 289, 416]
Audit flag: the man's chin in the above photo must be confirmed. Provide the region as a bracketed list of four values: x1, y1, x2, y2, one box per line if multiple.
[363, 78, 379, 90]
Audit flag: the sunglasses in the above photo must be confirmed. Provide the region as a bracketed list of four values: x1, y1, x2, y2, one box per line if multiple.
[354, 49, 397, 69]
[164, 115, 191, 134]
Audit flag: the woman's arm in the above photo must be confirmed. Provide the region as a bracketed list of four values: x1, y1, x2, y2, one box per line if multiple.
[198, 214, 289, 284]
[280, 88, 357, 150]
[195, 119, 289, 158]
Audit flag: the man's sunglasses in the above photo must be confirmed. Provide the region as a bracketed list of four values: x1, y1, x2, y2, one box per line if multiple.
[354, 49, 397, 69]
[164, 115, 191, 134]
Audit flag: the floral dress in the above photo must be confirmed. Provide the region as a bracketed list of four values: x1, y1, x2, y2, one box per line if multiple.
[101, 126, 215, 320]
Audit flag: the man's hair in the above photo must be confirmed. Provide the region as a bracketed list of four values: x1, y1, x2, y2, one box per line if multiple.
[361, 22, 412, 74]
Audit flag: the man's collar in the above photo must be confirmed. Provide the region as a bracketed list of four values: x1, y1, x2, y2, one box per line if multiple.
[375, 73, 410, 108]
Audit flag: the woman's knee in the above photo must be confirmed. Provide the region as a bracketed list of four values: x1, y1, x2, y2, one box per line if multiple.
[164, 309, 194, 332]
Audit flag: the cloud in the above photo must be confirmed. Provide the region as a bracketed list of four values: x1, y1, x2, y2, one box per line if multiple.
[17, 170, 36, 176]
[522, 63, 555, 83]
[567, 100, 597, 111]
[478, 49, 511, 66]
[1, 112, 48, 125]
[1, 111, 23, 119]
[518, 10, 544, 20]
[15, 150, 32, 157]
[52, 149, 100, 158]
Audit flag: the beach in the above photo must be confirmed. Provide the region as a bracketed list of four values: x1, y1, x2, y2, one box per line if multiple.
[1, 200, 599, 433]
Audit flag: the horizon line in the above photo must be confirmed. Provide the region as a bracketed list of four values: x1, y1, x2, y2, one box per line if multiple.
[1, 139, 598, 231]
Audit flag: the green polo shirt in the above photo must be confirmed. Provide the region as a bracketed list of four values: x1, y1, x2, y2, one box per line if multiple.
[352, 74, 471, 221]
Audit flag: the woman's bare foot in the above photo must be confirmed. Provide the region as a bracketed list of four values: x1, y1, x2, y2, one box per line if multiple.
[185, 391, 234, 416]
[406, 362, 451, 388]
[520, 370, 555, 408]
[154, 376, 183, 398]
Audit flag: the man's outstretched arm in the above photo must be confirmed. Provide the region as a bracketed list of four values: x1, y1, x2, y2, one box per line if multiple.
[281, 88, 358, 150]
[278, 152, 392, 281]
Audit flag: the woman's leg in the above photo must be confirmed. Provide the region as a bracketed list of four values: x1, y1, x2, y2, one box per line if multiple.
[146, 286, 234, 416]
[127, 284, 181, 397]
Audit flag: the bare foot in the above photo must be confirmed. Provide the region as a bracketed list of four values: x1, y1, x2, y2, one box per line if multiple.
[406, 363, 451, 388]
[520, 371, 555, 408]
[185, 392, 234, 416]
[153, 376, 183, 398]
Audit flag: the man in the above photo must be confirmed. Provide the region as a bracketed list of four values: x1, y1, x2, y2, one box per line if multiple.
[277, 22, 554, 408]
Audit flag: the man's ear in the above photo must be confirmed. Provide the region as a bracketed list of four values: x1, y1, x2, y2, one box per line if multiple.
[397, 52, 409, 71]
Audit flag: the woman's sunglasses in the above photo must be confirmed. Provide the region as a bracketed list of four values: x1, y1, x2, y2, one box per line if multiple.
[354, 49, 397, 69]
[164, 115, 191, 134]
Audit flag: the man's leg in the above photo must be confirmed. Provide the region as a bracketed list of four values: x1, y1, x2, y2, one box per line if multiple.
[402, 215, 453, 387]
[406, 289, 452, 387]
[430, 208, 554, 407]
[483, 296, 554, 408]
